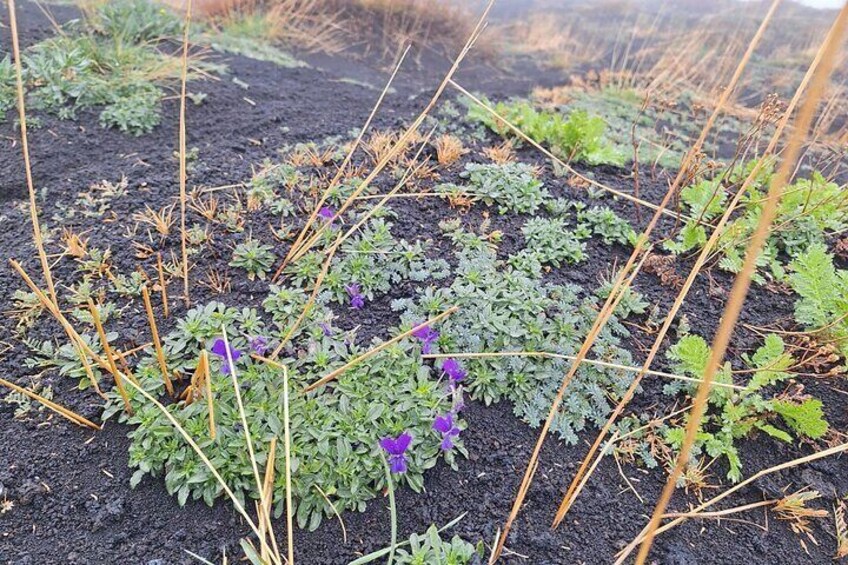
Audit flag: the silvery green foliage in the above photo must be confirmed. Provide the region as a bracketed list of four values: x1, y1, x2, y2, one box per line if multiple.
[440, 162, 549, 215]
[395, 226, 640, 444]
[230, 238, 276, 280]
[287, 218, 449, 304]
[106, 299, 463, 531]
[395, 525, 484, 564]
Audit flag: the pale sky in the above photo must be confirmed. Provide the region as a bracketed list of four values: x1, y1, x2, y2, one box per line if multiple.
[796, 0, 842, 7]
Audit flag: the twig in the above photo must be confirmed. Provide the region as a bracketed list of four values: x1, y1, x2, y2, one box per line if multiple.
[141, 286, 175, 397]
[0, 377, 100, 430]
[178, 0, 194, 306]
[88, 300, 132, 414]
[303, 307, 459, 392]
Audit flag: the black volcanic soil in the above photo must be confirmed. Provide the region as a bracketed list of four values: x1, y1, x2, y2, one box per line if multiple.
[1, 2, 847, 565]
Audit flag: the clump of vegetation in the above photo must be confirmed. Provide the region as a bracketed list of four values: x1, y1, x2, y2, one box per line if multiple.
[661, 332, 828, 482]
[2, 0, 213, 134]
[666, 164, 848, 284]
[466, 97, 625, 166]
[230, 238, 276, 280]
[789, 245, 848, 359]
[396, 223, 644, 444]
[438, 162, 548, 214]
[521, 217, 586, 266]
[393, 525, 483, 564]
[0, 55, 16, 116]
[108, 300, 464, 530]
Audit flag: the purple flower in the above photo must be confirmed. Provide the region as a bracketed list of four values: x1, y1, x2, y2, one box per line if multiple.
[433, 413, 461, 451]
[379, 431, 412, 474]
[411, 322, 439, 354]
[318, 206, 335, 222]
[249, 335, 269, 356]
[319, 322, 334, 337]
[345, 283, 365, 309]
[211, 338, 242, 375]
[441, 358, 466, 383]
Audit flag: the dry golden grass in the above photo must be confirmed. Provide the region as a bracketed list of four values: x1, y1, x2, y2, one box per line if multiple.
[432, 134, 468, 165]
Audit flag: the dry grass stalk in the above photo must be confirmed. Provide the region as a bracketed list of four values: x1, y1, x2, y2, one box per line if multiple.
[8, 0, 58, 306]
[87, 299, 132, 414]
[282, 2, 493, 272]
[220, 327, 283, 564]
[61, 228, 89, 259]
[156, 252, 170, 318]
[141, 286, 175, 397]
[489, 252, 650, 562]
[616, 440, 848, 564]
[256, 355, 295, 564]
[0, 377, 101, 430]
[553, 0, 832, 526]
[303, 306, 459, 392]
[835, 500, 848, 559]
[11, 260, 108, 375]
[179, 0, 194, 306]
[199, 351, 215, 438]
[422, 351, 743, 391]
[634, 5, 848, 563]
[774, 489, 828, 546]
[276, 45, 412, 281]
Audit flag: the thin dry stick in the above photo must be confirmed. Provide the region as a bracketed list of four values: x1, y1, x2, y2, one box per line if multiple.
[491, 5, 773, 552]
[554, 0, 826, 526]
[259, 438, 278, 565]
[11, 260, 110, 375]
[220, 326, 265, 499]
[616, 440, 848, 564]
[270, 233, 344, 359]
[250, 354, 295, 563]
[88, 300, 132, 414]
[304, 307, 459, 392]
[0, 377, 101, 430]
[141, 286, 175, 397]
[178, 0, 194, 306]
[157, 252, 170, 318]
[8, 0, 58, 306]
[277, 45, 412, 280]
[422, 351, 743, 390]
[200, 351, 215, 439]
[283, 2, 495, 269]
[490, 252, 649, 562]
[450, 82, 700, 225]
[635, 6, 848, 563]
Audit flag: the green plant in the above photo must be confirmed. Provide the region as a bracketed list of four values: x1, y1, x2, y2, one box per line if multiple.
[13, 0, 213, 135]
[666, 165, 848, 284]
[395, 224, 642, 444]
[230, 238, 276, 280]
[789, 244, 848, 358]
[104, 300, 463, 531]
[467, 97, 625, 166]
[439, 162, 548, 214]
[0, 55, 15, 117]
[577, 206, 637, 246]
[521, 217, 585, 266]
[394, 525, 484, 565]
[663, 332, 829, 482]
